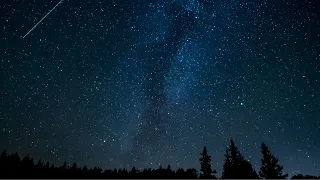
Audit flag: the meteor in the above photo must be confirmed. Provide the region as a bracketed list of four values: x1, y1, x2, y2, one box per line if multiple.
[23, 0, 64, 39]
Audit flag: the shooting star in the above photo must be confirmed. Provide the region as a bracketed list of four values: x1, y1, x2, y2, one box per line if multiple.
[23, 0, 64, 39]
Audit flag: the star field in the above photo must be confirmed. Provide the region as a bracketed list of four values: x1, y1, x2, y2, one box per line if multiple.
[0, 0, 319, 177]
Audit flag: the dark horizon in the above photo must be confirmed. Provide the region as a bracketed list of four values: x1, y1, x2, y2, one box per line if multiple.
[0, 140, 318, 179]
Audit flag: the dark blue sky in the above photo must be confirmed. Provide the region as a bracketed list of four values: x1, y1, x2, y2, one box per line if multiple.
[1, 0, 319, 177]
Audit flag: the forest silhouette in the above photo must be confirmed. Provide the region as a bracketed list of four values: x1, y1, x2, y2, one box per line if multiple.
[0, 139, 318, 179]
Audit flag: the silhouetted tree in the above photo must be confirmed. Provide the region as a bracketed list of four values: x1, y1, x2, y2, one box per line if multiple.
[199, 146, 216, 178]
[176, 168, 185, 178]
[129, 166, 137, 177]
[0, 149, 8, 173]
[222, 149, 232, 179]
[222, 139, 259, 179]
[71, 162, 79, 177]
[238, 159, 259, 179]
[91, 166, 102, 177]
[259, 142, 288, 179]
[166, 165, 175, 177]
[45, 161, 50, 169]
[186, 168, 198, 179]
[34, 159, 44, 177]
[62, 161, 68, 169]
[59, 161, 68, 177]
[0, 146, 317, 179]
[112, 168, 118, 178]
[20, 154, 34, 177]
[292, 174, 320, 179]
[35, 159, 43, 168]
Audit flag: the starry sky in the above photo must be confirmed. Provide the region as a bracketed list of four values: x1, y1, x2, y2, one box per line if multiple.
[1, 0, 320, 177]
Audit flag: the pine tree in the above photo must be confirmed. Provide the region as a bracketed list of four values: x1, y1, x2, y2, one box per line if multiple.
[71, 162, 77, 170]
[62, 161, 67, 169]
[71, 162, 78, 177]
[199, 146, 216, 178]
[45, 161, 50, 169]
[259, 142, 288, 179]
[166, 165, 174, 177]
[239, 159, 259, 179]
[0, 150, 8, 160]
[129, 166, 137, 178]
[36, 159, 43, 168]
[35, 159, 44, 174]
[222, 149, 232, 179]
[82, 166, 88, 172]
[222, 139, 259, 179]
[176, 168, 185, 178]
[186, 168, 198, 178]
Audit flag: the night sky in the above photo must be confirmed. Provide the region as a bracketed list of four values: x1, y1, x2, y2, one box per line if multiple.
[1, 0, 320, 177]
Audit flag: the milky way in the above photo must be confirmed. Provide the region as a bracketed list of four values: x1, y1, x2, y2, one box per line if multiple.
[0, 0, 319, 177]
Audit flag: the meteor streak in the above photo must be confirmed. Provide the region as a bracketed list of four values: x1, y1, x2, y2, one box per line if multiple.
[23, 0, 64, 39]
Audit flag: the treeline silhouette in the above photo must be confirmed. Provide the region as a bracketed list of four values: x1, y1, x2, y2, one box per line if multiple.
[0, 139, 318, 179]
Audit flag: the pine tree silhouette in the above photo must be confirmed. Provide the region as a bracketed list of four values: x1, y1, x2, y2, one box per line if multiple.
[45, 161, 50, 169]
[238, 158, 259, 179]
[71, 162, 79, 177]
[176, 168, 185, 178]
[35, 159, 44, 177]
[199, 146, 216, 179]
[35, 159, 43, 168]
[259, 142, 288, 179]
[222, 149, 232, 179]
[222, 139, 259, 179]
[186, 168, 198, 179]
[292, 174, 320, 179]
[21, 154, 34, 177]
[129, 166, 137, 178]
[166, 165, 175, 177]
[0, 145, 317, 179]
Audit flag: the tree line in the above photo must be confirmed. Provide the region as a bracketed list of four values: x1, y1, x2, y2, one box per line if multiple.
[0, 139, 318, 179]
